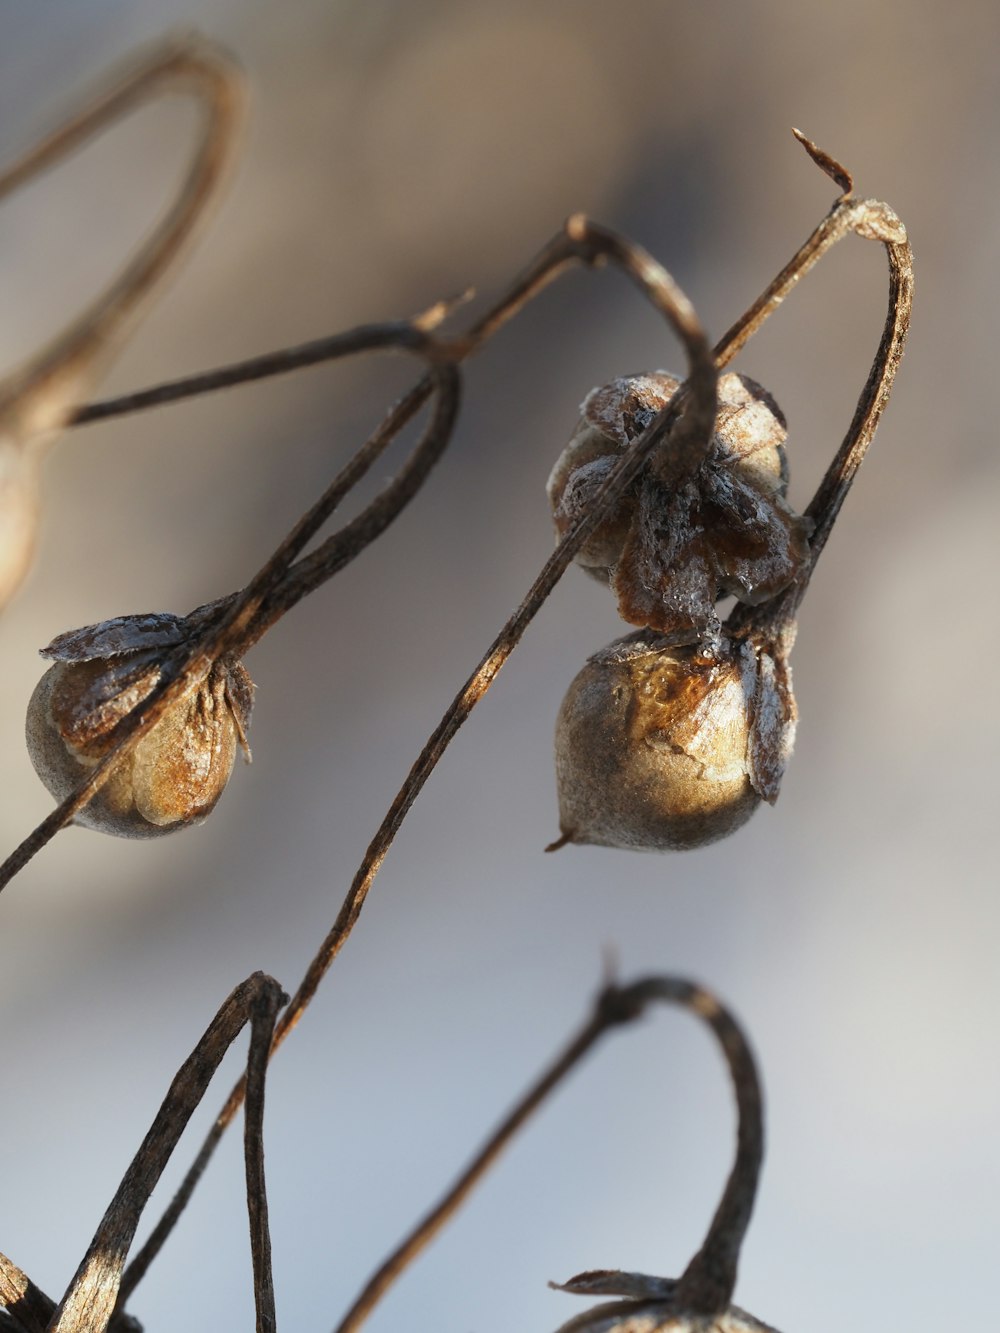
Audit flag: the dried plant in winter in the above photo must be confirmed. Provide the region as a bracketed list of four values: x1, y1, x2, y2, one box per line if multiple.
[0, 37, 914, 1333]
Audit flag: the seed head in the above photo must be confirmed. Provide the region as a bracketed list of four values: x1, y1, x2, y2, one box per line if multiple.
[25, 605, 253, 838]
[552, 628, 795, 852]
[547, 372, 811, 640]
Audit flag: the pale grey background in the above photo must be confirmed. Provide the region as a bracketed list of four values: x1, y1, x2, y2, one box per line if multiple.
[0, 2, 997, 1330]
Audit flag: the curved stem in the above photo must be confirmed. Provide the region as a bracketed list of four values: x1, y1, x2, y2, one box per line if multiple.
[726, 193, 913, 638]
[117, 218, 717, 1295]
[48, 974, 286, 1333]
[333, 1005, 610, 1333]
[801, 220, 912, 564]
[244, 978, 287, 1333]
[0, 35, 243, 444]
[332, 974, 760, 1333]
[651, 980, 762, 1314]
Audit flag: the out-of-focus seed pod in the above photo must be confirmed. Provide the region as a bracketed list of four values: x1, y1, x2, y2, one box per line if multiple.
[25, 606, 253, 838]
[551, 628, 795, 852]
[547, 372, 811, 640]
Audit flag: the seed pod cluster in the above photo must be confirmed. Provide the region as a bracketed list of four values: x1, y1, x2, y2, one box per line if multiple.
[25, 605, 253, 839]
[549, 371, 804, 852]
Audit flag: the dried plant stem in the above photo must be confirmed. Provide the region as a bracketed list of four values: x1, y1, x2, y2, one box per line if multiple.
[334, 975, 761, 1333]
[0, 1261, 140, 1333]
[335, 1002, 610, 1333]
[0, 1253, 55, 1333]
[800, 222, 912, 563]
[40, 973, 286, 1333]
[722, 136, 913, 636]
[0, 37, 243, 611]
[243, 976, 285, 1333]
[0, 35, 242, 446]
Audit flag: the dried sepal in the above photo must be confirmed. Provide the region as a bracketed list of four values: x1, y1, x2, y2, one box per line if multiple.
[547, 372, 811, 639]
[40, 611, 192, 662]
[552, 628, 795, 852]
[550, 1285, 782, 1333]
[551, 1271, 678, 1300]
[25, 606, 253, 838]
[745, 626, 797, 804]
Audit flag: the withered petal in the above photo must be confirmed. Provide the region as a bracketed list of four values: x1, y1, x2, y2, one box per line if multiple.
[551, 1271, 678, 1300]
[40, 611, 188, 662]
[611, 482, 719, 637]
[223, 660, 256, 758]
[51, 654, 162, 750]
[701, 467, 811, 606]
[582, 372, 681, 449]
[747, 647, 797, 804]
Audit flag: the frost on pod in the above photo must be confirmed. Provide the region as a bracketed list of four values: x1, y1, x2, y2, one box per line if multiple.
[25, 604, 253, 838]
[546, 372, 812, 640]
[552, 628, 795, 852]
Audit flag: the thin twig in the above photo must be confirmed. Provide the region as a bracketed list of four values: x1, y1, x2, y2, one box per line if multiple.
[0, 1254, 53, 1333]
[0, 35, 242, 434]
[722, 139, 913, 636]
[334, 1005, 610, 1333]
[0, 36, 243, 611]
[46, 974, 286, 1333]
[333, 974, 761, 1333]
[244, 978, 286, 1333]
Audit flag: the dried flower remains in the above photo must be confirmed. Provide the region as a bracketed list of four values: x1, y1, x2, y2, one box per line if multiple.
[0, 43, 917, 1333]
[25, 605, 253, 838]
[547, 371, 811, 642]
[549, 136, 912, 852]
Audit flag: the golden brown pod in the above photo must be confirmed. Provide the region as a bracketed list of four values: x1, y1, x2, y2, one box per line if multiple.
[552, 629, 795, 852]
[25, 606, 253, 838]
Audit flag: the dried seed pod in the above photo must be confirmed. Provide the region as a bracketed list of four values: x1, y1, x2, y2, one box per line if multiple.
[25, 605, 253, 838]
[551, 628, 795, 852]
[546, 372, 811, 639]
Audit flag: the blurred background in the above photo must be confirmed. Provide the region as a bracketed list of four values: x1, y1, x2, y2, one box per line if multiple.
[0, 2, 996, 1330]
